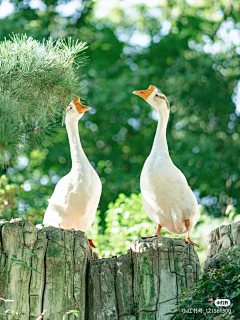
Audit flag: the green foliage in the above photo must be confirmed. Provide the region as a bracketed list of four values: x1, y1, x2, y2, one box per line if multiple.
[168, 246, 240, 319]
[89, 193, 156, 257]
[0, 34, 87, 167]
[0, 0, 239, 227]
[0, 175, 21, 220]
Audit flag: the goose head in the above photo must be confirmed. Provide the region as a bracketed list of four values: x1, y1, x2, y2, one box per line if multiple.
[133, 85, 169, 112]
[66, 97, 91, 121]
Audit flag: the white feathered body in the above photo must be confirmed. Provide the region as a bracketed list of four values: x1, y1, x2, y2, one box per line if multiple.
[138, 90, 200, 235]
[43, 102, 101, 232]
[141, 153, 199, 234]
[43, 160, 101, 231]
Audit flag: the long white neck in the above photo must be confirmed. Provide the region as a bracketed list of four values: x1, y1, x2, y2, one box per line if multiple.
[151, 108, 170, 156]
[66, 118, 86, 170]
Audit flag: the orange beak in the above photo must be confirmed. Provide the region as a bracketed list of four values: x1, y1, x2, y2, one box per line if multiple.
[73, 97, 91, 114]
[133, 85, 156, 100]
[80, 104, 91, 112]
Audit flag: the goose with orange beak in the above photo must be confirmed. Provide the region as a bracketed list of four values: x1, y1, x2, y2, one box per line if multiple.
[133, 85, 199, 247]
[43, 98, 102, 248]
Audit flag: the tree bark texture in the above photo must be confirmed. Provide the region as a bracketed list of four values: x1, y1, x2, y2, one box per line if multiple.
[0, 219, 201, 320]
[204, 221, 240, 272]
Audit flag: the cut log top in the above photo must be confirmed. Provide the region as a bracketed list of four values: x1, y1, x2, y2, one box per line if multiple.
[0, 219, 201, 320]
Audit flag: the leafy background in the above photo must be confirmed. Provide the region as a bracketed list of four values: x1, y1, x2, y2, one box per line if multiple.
[0, 0, 240, 265]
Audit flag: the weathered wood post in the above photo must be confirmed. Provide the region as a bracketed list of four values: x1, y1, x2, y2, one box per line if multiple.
[0, 219, 201, 319]
[0, 219, 97, 319]
[87, 238, 201, 320]
[204, 221, 240, 271]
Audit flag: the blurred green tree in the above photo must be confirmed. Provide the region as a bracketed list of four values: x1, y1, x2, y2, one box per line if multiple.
[0, 175, 21, 220]
[0, 0, 239, 230]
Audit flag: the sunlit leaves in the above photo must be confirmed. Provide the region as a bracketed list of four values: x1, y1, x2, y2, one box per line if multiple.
[0, 175, 21, 220]
[0, 0, 239, 223]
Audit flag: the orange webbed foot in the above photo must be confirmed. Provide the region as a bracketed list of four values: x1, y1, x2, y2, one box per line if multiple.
[184, 237, 199, 247]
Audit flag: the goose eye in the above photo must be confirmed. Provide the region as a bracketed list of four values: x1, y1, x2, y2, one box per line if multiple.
[70, 107, 72, 109]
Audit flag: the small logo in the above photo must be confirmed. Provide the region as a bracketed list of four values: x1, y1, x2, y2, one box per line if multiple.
[214, 299, 231, 307]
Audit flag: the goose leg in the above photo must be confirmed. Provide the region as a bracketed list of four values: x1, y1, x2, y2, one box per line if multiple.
[142, 224, 162, 239]
[183, 220, 199, 247]
[88, 239, 97, 248]
[155, 224, 162, 236]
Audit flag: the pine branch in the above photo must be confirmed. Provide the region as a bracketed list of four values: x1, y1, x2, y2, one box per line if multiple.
[0, 34, 87, 167]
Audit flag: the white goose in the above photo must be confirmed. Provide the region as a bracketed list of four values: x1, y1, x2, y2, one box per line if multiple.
[133, 85, 199, 247]
[43, 98, 102, 247]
